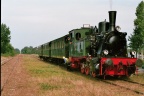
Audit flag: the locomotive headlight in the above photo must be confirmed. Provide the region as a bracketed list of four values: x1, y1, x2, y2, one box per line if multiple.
[95, 64, 99, 70]
[116, 26, 121, 32]
[131, 51, 136, 55]
[103, 50, 109, 55]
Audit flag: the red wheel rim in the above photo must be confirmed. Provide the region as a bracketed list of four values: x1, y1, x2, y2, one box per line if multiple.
[85, 67, 90, 75]
[81, 67, 85, 74]
[92, 72, 96, 77]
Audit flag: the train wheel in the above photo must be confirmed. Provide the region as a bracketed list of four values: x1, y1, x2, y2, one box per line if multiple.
[81, 67, 85, 74]
[91, 72, 96, 78]
[80, 64, 85, 74]
[85, 67, 90, 75]
[67, 64, 72, 71]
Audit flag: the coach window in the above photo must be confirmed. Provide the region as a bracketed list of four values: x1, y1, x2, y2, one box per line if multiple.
[59, 41, 61, 48]
[61, 41, 62, 48]
[44, 44, 46, 49]
[70, 33, 72, 39]
[55, 42, 56, 49]
[62, 42, 64, 48]
[49, 42, 51, 47]
[47, 44, 48, 49]
[52, 43, 53, 49]
[76, 33, 81, 40]
[58, 41, 60, 48]
[55, 42, 57, 49]
[60, 41, 61, 48]
[70, 31, 74, 39]
[57, 42, 58, 49]
[61, 42, 63, 48]
[59, 41, 60, 48]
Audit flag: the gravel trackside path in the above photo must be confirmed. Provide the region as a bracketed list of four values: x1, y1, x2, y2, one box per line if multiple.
[1, 54, 38, 96]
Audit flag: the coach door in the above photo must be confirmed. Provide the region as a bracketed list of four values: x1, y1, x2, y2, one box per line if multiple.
[65, 36, 69, 58]
[49, 42, 51, 57]
[41, 45, 43, 56]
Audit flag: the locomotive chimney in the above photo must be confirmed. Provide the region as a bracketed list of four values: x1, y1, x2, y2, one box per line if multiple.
[109, 11, 117, 31]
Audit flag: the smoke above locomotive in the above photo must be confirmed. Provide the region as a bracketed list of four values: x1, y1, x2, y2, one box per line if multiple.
[38, 11, 139, 79]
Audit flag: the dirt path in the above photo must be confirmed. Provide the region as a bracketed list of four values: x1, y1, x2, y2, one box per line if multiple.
[1, 54, 38, 96]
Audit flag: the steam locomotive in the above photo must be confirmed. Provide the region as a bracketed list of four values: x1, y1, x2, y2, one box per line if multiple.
[38, 11, 138, 79]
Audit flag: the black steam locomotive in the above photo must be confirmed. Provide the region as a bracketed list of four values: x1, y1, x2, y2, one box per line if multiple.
[38, 11, 138, 79]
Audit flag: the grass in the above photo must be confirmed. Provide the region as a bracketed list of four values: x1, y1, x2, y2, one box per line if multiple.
[40, 83, 60, 90]
[129, 74, 144, 84]
[23, 54, 144, 96]
[1, 52, 16, 57]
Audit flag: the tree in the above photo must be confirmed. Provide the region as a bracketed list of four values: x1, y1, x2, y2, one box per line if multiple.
[1, 23, 19, 56]
[14, 48, 20, 54]
[128, 1, 144, 55]
[21, 46, 28, 54]
[1, 23, 11, 53]
[1, 23, 16, 56]
[21, 46, 34, 54]
[7, 43, 15, 54]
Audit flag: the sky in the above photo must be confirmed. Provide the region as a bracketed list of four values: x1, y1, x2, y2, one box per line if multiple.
[1, 0, 142, 50]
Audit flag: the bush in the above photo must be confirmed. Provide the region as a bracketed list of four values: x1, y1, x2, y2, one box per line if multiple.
[136, 59, 143, 67]
[1, 52, 15, 57]
[142, 65, 144, 69]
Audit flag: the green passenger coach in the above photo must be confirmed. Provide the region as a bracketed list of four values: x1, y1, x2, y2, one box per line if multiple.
[69, 24, 93, 57]
[39, 34, 69, 63]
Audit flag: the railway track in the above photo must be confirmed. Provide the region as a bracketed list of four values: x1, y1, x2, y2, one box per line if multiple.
[71, 68, 144, 95]
[120, 79, 144, 87]
[1, 57, 13, 66]
[99, 78, 144, 95]
[1, 55, 20, 92]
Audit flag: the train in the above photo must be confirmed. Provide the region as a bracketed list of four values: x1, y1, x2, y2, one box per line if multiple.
[37, 11, 139, 79]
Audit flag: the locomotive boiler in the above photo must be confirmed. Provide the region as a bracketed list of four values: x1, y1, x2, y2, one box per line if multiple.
[38, 11, 139, 79]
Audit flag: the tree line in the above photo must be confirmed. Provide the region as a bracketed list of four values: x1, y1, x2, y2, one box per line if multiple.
[21, 46, 38, 54]
[1, 23, 20, 56]
[1, 23, 37, 55]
